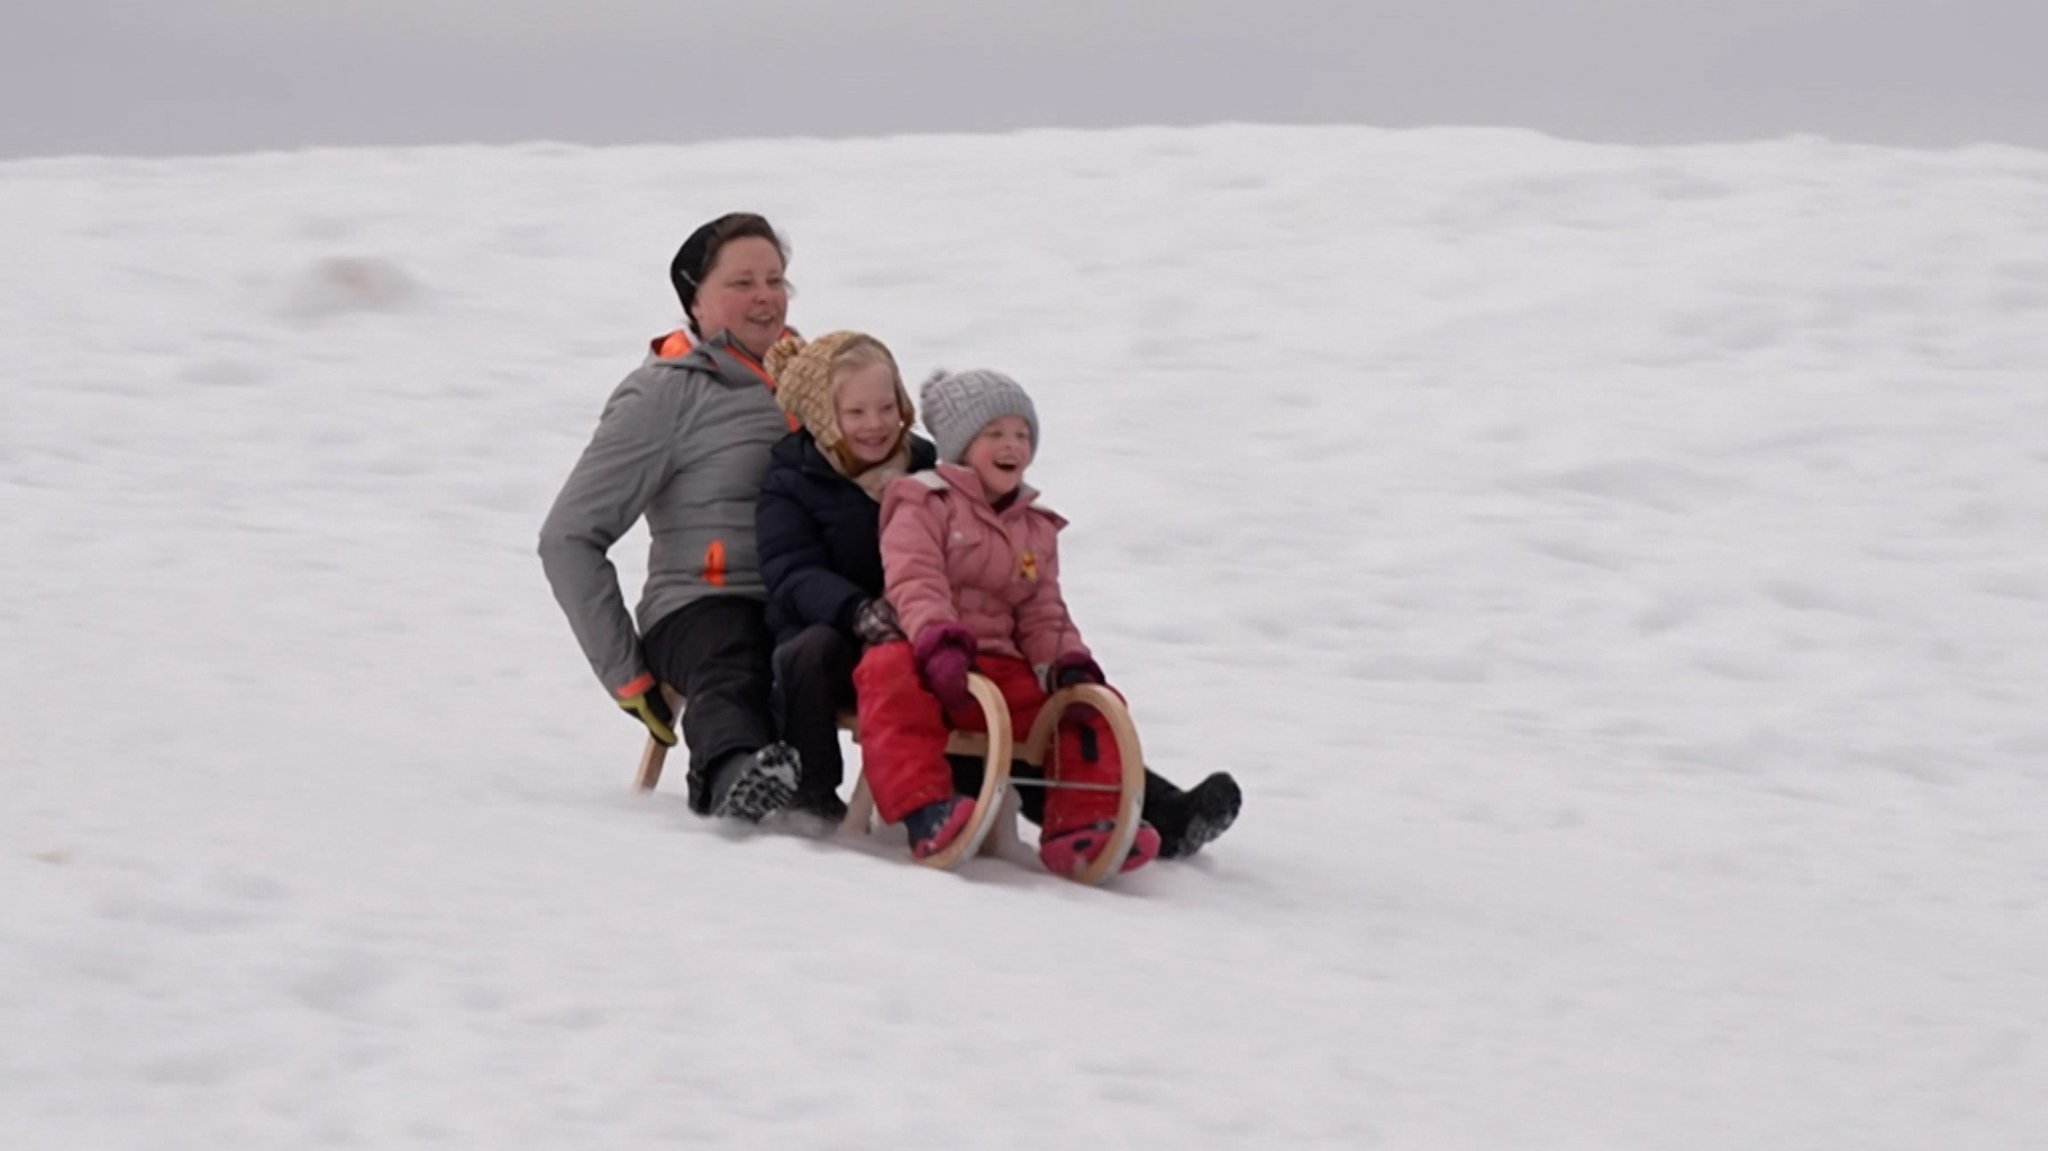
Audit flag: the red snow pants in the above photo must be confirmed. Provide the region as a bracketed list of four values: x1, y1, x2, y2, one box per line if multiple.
[852, 641, 1122, 835]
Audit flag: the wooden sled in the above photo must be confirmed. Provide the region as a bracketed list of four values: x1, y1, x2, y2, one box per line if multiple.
[632, 673, 1148, 888]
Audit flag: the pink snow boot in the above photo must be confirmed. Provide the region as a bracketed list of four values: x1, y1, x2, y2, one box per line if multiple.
[904, 796, 976, 860]
[1039, 820, 1161, 877]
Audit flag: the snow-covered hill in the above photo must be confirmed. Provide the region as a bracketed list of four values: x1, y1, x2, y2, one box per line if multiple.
[4, 125, 2045, 1149]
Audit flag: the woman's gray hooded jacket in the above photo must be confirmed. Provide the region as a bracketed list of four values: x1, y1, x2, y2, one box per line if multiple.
[539, 332, 790, 693]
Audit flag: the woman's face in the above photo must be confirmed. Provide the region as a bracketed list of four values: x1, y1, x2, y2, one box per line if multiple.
[689, 236, 788, 357]
[833, 362, 903, 467]
[962, 415, 1034, 501]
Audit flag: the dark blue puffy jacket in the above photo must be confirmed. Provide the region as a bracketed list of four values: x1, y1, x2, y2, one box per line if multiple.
[757, 430, 940, 644]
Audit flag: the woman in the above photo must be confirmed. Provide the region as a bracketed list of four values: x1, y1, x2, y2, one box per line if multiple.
[538, 212, 803, 821]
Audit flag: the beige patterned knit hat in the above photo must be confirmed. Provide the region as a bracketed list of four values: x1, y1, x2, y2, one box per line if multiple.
[765, 331, 914, 458]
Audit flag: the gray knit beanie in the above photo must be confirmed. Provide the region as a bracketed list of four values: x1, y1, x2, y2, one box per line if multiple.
[919, 369, 1039, 464]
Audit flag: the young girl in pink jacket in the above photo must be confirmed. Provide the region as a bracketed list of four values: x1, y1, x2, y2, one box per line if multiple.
[852, 369, 1162, 875]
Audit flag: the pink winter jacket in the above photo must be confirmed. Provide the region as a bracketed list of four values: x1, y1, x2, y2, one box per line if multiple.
[879, 463, 1091, 678]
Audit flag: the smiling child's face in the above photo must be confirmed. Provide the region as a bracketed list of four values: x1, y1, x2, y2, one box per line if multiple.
[832, 362, 902, 467]
[962, 414, 1034, 501]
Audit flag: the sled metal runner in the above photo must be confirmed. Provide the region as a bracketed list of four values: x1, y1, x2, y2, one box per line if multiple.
[633, 673, 1147, 887]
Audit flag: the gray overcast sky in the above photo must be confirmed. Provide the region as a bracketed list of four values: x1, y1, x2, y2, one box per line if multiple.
[3, 0, 2043, 159]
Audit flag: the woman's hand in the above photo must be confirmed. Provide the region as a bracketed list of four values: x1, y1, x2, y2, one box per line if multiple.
[614, 673, 678, 746]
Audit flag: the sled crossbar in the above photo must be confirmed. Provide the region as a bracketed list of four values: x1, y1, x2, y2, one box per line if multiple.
[1001, 778, 1123, 792]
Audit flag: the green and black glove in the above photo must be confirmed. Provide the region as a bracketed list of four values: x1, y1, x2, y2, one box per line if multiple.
[614, 672, 678, 746]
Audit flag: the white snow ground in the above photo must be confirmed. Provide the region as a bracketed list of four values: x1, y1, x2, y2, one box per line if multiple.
[3, 126, 2046, 1149]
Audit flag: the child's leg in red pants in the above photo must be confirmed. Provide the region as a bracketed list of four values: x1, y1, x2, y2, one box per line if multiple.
[967, 656, 1123, 837]
[851, 641, 956, 823]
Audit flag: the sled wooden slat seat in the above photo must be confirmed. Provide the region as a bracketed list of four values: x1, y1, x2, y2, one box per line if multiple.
[631, 686, 975, 792]
[631, 672, 1147, 887]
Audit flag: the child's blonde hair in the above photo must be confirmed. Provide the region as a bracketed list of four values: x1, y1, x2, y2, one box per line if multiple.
[766, 331, 915, 462]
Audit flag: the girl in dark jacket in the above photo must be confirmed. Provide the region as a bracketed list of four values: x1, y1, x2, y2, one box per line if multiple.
[757, 332, 1240, 856]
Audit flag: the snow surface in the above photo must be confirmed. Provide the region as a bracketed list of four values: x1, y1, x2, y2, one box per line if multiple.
[4, 125, 2046, 1149]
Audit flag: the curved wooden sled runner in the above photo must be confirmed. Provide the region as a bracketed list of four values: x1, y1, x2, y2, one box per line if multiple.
[633, 675, 1147, 887]
[844, 673, 1014, 871]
